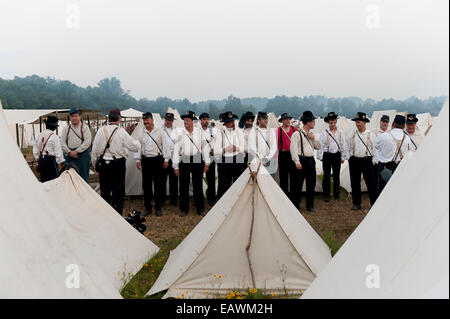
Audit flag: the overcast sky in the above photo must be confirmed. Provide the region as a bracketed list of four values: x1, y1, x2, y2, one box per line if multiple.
[0, 0, 448, 101]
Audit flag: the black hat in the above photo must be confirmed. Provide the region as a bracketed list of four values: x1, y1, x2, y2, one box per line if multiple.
[180, 110, 198, 120]
[44, 115, 59, 127]
[393, 114, 406, 126]
[300, 110, 317, 122]
[164, 112, 175, 120]
[352, 112, 370, 123]
[257, 111, 268, 119]
[199, 112, 210, 119]
[406, 113, 418, 124]
[241, 111, 255, 121]
[69, 108, 81, 115]
[278, 113, 293, 122]
[142, 112, 153, 119]
[108, 108, 121, 118]
[324, 112, 339, 123]
[380, 115, 390, 123]
[220, 111, 239, 123]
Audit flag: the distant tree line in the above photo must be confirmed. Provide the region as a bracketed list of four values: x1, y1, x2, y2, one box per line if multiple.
[0, 75, 446, 118]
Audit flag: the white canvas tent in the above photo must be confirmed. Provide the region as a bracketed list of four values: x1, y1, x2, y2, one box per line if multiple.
[0, 102, 124, 298]
[302, 100, 449, 299]
[121, 108, 143, 118]
[43, 169, 159, 291]
[147, 164, 331, 298]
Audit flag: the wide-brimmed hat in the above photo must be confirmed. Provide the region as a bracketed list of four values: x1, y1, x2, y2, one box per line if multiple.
[324, 112, 339, 123]
[180, 110, 198, 120]
[164, 112, 175, 121]
[300, 110, 316, 122]
[406, 113, 418, 124]
[393, 114, 406, 126]
[352, 112, 370, 123]
[220, 111, 239, 123]
[278, 112, 293, 122]
[44, 115, 59, 127]
[241, 111, 255, 121]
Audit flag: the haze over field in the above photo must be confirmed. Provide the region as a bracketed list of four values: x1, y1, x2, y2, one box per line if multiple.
[0, 0, 448, 102]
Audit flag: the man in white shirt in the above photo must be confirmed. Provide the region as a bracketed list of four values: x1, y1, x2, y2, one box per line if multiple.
[212, 111, 245, 199]
[33, 115, 65, 182]
[317, 112, 346, 202]
[173, 110, 210, 217]
[372, 114, 390, 192]
[135, 112, 165, 216]
[290, 111, 321, 212]
[91, 108, 140, 215]
[59, 108, 92, 182]
[161, 112, 179, 206]
[405, 114, 423, 151]
[199, 112, 219, 206]
[375, 115, 413, 196]
[240, 111, 255, 165]
[248, 112, 277, 175]
[346, 112, 378, 210]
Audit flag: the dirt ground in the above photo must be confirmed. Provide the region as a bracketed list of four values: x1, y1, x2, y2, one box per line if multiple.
[123, 191, 371, 250]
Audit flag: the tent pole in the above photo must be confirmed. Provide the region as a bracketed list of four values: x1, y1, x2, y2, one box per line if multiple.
[245, 167, 258, 289]
[15, 124, 20, 147]
[39, 117, 42, 132]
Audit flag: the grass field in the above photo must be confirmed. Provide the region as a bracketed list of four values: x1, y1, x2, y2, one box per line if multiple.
[120, 191, 371, 299]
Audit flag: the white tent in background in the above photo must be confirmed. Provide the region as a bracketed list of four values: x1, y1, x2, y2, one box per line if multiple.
[125, 121, 145, 196]
[43, 169, 159, 291]
[339, 161, 368, 193]
[153, 112, 163, 127]
[416, 112, 434, 135]
[147, 164, 331, 299]
[302, 100, 449, 299]
[167, 107, 184, 128]
[268, 112, 280, 129]
[121, 108, 143, 118]
[0, 101, 123, 298]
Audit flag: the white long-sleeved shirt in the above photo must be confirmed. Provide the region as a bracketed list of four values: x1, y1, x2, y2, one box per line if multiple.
[134, 126, 167, 161]
[406, 130, 424, 151]
[317, 128, 347, 161]
[375, 128, 413, 164]
[161, 125, 180, 162]
[248, 127, 277, 162]
[91, 124, 140, 166]
[290, 129, 321, 164]
[33, 129, 65, 164]
[201, 126, 219, 159]
[60, 123, 92, 154]
[346, 128, 377, 162]
[213, 127, 245, 159]
[172, 127, 211, 170]
[242, 127, 253, 153]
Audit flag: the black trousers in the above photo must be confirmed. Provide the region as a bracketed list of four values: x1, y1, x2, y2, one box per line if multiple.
[278, 150, 296, 203]
[217, 155, 246, 199]
[38, 155, 58, 183]
[377, 161, 398, 196]
[322, 152, 342, 199]
[99, 157, 126, 214]
[205, 161, 216, 205]
[163, 159, 178, 204]
[179, 157, 204, 214]
[142, 156, 165, 211]
[292, 156, 317, 210]
[348, 156, 378, 206]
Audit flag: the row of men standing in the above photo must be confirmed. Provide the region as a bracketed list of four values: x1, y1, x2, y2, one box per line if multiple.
[33, 107, 424, 217]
